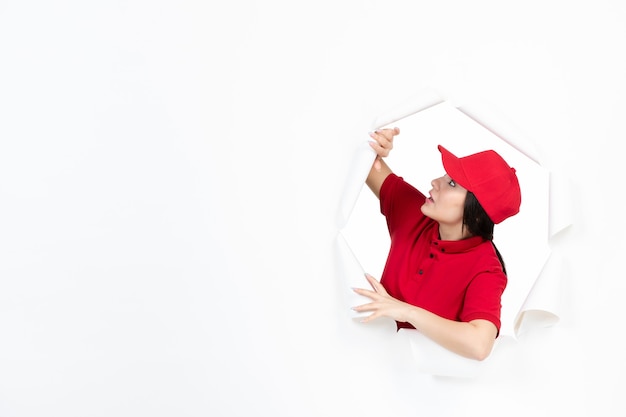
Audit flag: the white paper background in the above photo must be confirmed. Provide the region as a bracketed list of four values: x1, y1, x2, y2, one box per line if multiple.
[0, 1, 624, 416]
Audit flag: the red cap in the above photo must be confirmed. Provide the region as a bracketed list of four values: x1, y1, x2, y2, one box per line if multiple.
[438, 145, 521, 224]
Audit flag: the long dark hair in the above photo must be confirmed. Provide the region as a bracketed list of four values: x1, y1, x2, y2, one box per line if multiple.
[463, 192, 507, 275]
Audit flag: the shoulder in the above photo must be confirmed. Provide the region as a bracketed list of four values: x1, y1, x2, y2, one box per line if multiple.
[380, 173, 427, 219]
[380, 173, 423, 203]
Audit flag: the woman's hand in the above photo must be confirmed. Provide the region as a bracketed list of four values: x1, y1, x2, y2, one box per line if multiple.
[369, 127, 399, 172]
[352, 273, 414, 323]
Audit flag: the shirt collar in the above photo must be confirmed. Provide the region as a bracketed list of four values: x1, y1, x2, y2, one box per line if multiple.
[430, 224, 485, 253]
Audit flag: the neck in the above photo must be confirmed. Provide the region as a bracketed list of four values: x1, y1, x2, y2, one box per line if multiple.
[438, 223, 472, 241]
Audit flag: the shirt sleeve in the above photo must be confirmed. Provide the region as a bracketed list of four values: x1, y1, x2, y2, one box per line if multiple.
[461, 269, 507, 336]
[379, 173, 428, 238]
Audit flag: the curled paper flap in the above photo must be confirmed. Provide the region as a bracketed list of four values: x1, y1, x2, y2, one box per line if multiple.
[335, 141, 376, 231]
[514, 252, 564, 337]
[549, 171, 574, 238]
[334, 231, 370, 320]
[399, 329, 483, 378]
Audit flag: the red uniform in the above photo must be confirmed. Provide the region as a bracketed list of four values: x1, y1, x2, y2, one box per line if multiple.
[379, 174, 507, 334]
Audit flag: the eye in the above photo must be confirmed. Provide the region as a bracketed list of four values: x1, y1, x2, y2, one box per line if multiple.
[448, 179, 456, 187]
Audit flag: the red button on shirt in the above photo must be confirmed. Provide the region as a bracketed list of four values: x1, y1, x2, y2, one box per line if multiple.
[378, 174, 507, 333]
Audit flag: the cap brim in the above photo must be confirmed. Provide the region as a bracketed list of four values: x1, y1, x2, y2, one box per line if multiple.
[438, 145, 471, 190]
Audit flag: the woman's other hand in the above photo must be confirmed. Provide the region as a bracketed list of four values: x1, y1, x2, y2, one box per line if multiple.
[352, 273, 413, 323]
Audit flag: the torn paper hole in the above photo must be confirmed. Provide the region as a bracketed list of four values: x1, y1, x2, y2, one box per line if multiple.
[335, 90, 572, 377]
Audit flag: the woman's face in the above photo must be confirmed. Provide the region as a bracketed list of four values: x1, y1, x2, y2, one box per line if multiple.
[421, 174, 467, 226]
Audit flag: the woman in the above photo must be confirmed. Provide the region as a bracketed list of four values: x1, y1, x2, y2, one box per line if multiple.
[352, 127, 521, 361]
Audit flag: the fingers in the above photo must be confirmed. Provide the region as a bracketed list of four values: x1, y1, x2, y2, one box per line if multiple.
[352, 286, 376, 298]
[364, 273, 378, 288]
[352, 272, 409, 323]
[353, 275, 381, 296]
[351, 273, 389, 323]
[368, 127, 398, 158]
[368, 131, 392, 156]
[351, 301, 373, 312]
[351, 300, 380, 322]
[364, 273, 389, 295]
[351, 300, 383, 323]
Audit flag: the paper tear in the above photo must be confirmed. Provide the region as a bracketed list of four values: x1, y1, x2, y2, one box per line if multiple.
[335, 88, 570, 377]
[334, 231, 370, 320]
[400, 329, 484, 378]
[514, 253, 564, 337]
[336, 142, 376, 231]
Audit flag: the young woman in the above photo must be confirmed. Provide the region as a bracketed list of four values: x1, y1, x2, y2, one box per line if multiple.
[352, 127, 521, 361]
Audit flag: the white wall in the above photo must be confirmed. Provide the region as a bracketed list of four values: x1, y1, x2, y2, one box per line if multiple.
[0, 1, 624, 416]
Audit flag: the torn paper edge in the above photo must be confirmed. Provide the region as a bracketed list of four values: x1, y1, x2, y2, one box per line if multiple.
[399, 329, 484, 378]
[513, 252, 565, 337]
[336, 88, 446, 230]
[335, 87, 572, 376]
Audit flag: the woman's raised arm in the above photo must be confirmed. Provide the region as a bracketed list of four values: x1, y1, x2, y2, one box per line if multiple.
[365, 127, 399, 199]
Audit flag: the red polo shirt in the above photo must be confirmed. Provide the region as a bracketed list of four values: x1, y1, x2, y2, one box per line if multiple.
[379, 174, 507, 334]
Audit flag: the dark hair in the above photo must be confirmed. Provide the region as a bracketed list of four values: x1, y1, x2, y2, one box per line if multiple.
[463, 192, 507, 275]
